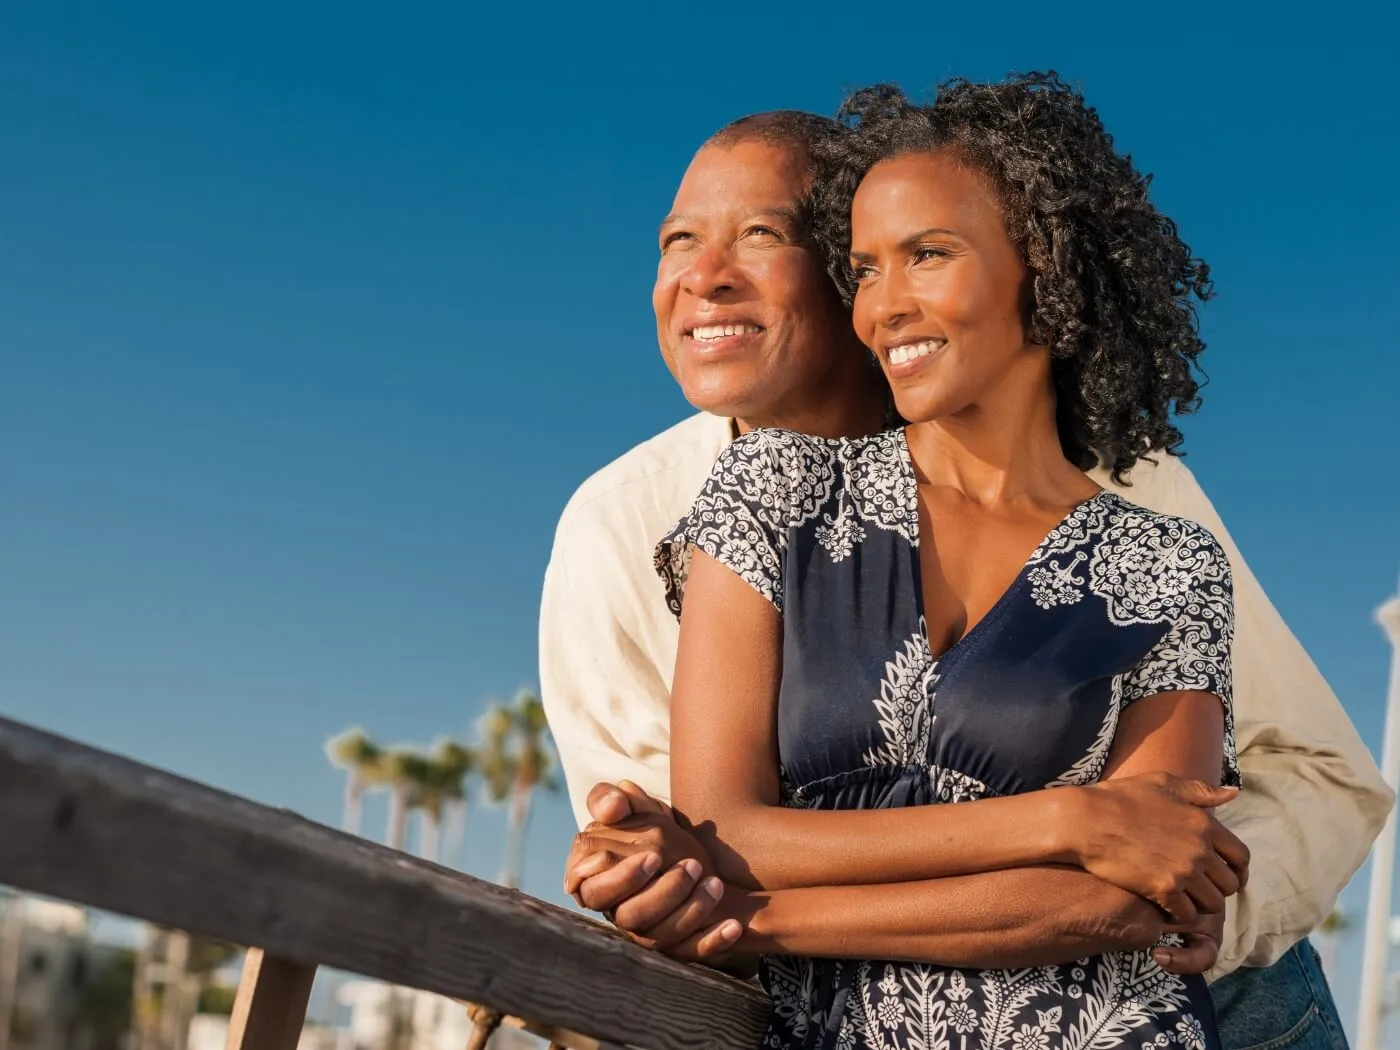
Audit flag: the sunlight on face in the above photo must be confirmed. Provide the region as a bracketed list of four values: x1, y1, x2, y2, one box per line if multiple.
[653, 140, 849, 423]
[849, 151, 1042, 424]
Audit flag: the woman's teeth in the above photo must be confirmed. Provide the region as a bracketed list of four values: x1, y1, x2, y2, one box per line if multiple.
[692, 324, 761, 341]
[888, 340, 945, 365]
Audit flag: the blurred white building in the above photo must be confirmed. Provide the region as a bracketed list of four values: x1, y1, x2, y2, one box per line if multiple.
[0, 893, 125, 1050]
[336, 980, 539, 1050]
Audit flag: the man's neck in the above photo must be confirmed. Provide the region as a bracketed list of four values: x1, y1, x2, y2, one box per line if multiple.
[733, 368, 890, 441]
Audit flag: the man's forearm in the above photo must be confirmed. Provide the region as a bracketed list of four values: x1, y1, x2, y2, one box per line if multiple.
[1215, 739, 1391, 973]
[733, 865, 1163, 968]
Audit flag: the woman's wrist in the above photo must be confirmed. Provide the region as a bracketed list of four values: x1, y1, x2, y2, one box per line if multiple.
[1043, 786, 1095, 867]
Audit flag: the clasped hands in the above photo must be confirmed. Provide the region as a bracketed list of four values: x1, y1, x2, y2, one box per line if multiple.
[564, 773, 1248, 975]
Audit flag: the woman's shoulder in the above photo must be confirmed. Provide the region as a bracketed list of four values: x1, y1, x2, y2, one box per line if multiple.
[1093, 491, 1233, 583]
[706, 426, 906, 529]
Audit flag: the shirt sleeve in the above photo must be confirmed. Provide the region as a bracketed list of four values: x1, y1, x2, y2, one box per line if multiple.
[1109, 455, 1394, 978]
[654, 430, 792, 616]
[1119, 518, 1239, 789]
[540, 510, 675, 830]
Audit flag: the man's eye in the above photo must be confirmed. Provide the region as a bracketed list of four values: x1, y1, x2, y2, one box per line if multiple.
[744, 226, 781, 240]
[661, 232, 694, 250]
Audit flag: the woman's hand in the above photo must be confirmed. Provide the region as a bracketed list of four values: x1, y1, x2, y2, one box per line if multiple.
[1072, 772, 1249, 922]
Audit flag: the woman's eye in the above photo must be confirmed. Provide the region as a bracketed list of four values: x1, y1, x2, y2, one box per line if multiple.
[912, 246, 950, 264]
[850, 264, 876, 282]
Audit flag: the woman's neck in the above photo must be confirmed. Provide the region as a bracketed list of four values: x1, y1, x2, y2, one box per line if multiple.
[904, 367, 1096, 508]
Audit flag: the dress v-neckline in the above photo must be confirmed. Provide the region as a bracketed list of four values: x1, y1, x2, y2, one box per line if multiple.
[893, 428, 1109, 664]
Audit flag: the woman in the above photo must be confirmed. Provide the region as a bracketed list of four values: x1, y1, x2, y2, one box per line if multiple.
[652, 74, 1241, 1050]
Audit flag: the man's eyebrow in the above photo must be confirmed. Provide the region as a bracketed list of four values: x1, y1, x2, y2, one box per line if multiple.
[659, 205, 804, 235]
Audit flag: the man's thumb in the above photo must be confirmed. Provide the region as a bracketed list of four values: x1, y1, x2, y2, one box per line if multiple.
[586, 782, 633, 824]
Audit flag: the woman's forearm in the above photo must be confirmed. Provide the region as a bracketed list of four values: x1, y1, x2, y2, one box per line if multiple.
[682, 788, 1087, 891]
[732, 866, 1164, 968]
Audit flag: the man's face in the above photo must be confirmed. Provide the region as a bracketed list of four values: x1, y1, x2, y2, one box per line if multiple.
[653, 140, 851, 424]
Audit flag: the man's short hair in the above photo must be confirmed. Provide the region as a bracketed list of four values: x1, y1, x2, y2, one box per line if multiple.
[703, 110, 844, 177]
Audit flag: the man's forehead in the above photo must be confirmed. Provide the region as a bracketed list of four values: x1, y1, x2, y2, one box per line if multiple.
[665, 142, 810, 219]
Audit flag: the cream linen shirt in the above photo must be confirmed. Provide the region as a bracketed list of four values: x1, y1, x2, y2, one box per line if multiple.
[539, 411, 1392, 979]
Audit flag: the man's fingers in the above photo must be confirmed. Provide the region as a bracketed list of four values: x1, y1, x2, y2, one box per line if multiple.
[615, 779, 667, 816]
[1153, 935, 1219, 975]
[578, 851, 664, 913]
[586, 782, 633, 826]
[613, 859, 703, 931]
[636, 876, 725, 947]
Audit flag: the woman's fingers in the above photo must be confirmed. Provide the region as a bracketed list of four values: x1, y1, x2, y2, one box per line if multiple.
[634, 876, 725, 947]
[611, 859, 704, 931]
[1209, 825, 1250, 888]
[576, 851, 663, 912]
[1203, 852, 1240, 898]
[671, 919, 744, 962]
[1185, 878, 1225, 919]
[1159, 889, 1197, 927]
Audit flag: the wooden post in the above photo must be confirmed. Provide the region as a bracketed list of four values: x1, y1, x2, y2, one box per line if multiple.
[466, 1001, 503, 1050]
[225, 948, 317, 1050]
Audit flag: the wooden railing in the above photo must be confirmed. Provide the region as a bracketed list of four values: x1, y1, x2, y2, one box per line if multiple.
[0, 716, 770, 1050]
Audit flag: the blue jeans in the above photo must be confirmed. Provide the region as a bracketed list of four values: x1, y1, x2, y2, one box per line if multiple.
[1210, 940, 1348, 1050]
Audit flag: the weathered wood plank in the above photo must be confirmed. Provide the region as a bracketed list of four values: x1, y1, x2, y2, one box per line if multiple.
[0, 717, 769, 1050]
[225, 949, 316, 1050]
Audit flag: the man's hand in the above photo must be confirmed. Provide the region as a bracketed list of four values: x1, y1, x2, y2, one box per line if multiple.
[1152, 910, 1225, 976]
[564, 781, 731, 952]
[1076, 773, 1249, 923]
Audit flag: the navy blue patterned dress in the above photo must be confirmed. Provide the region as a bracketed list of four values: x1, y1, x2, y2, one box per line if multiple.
[655, 427, 1237, 1050]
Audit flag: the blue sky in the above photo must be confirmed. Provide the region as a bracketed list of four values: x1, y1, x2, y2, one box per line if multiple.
[2, 0, 1398, 1037]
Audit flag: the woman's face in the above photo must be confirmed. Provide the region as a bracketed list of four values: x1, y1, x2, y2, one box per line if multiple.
[849, 150, 1044, 425]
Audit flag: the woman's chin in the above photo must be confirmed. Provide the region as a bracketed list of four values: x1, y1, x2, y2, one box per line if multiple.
[890, 390, 956, 426]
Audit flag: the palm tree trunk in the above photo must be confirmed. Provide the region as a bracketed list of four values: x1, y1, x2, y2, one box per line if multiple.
[499, 788, 534, 889]
[385, 788, 409, 851]
[342, 775, 364, 837]
[443, 800, 469, 870]
[0, 893, 27, 1050]
[419, 814, 441, 864]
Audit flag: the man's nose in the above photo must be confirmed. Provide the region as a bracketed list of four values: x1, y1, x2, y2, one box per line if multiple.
[680, 243, 744, 299]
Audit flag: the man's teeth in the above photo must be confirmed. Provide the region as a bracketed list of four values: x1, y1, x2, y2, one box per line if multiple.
[692, 324, 761, 341]
[888, 340, 945, 366]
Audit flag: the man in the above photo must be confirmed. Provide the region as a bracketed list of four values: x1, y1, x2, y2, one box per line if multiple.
[540, 111, 1389, 1049]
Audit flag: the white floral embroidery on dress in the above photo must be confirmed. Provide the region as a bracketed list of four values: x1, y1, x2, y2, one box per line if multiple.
[862, 622, 937, 768]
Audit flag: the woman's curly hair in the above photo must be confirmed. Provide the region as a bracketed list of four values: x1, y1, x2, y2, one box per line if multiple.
[811, 72, 1213, 480]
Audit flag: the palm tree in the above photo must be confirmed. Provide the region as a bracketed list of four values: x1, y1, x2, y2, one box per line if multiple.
[496, 689, 558, 890]
[415, 740, 477, 866]
[325, 728, 386, 837]
[382, 748, 432, 852]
